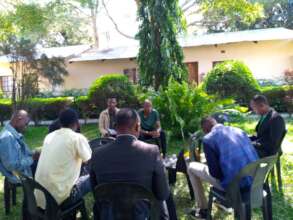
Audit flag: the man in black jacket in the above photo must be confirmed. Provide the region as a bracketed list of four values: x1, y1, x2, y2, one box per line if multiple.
[90, 108, 173, 219]
[250, 95, 286, 158]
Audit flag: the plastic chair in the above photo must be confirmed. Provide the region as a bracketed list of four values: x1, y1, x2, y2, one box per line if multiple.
[270, 130, 287, 191]
[89, 137, 115, 150]
[93, 182, 159, 220]
[3, 177, 21, 215]
[207, 155, 278, 220]
[19, 174, 88, 220]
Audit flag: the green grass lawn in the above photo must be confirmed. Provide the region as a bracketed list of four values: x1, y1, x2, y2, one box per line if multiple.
[0, 119, 292, 219]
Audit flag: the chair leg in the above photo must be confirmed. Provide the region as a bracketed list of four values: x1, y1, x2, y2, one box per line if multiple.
[12, 184, 17, 206]
[80, 202, 88, 220]
[276, 158, 282, 192]
[263, 183, 273, 220]
[185, 174, 194, 201]
[4, 178, 11, 215]
[206, 191, 213, 220]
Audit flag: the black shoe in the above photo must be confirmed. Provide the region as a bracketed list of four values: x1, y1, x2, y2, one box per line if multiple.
[189, 209, 207, 219]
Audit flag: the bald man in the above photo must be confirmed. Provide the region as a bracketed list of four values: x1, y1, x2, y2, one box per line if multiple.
[138, 99, 167, 158]
[0, 110, 34, 183]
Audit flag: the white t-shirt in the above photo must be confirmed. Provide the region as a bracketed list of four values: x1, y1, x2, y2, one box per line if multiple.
[35, 128, 92, 209]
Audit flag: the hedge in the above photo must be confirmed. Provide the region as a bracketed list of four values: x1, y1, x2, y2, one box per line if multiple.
[261, 85, 293, 113]
[0, 97, 73, 125]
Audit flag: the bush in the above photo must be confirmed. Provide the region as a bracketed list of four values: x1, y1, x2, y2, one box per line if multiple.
[261, 85, 293, 113]
[0, 99, 12, 126]
[203, 60, 260, 105]
[150, 79, 231, 139]
[24, 97, 73, 125]
[72, 96, 98, 120]
[88, 74, 140, 113]
[0, 89, 3, 98]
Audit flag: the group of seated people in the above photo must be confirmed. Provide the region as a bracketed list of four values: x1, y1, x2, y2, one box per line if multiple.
[0, 94, 286, 220]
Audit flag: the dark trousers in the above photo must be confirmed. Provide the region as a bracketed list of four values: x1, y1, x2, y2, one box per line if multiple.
[139, 130, 167, 157]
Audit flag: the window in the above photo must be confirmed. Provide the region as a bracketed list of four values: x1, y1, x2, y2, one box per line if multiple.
[0, 76, 13, 94]
[123, 68, 138, 83]
[212, 61, 224, 67]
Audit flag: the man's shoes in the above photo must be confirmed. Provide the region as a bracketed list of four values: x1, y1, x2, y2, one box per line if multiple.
[188, 209, 208, 219]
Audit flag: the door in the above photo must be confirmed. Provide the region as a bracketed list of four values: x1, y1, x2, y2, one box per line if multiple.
[186, 62, 199, 84]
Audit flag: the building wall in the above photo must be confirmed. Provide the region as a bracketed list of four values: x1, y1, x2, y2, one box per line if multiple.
[184, 40, 293, 80]
[64, 59, 137, 89]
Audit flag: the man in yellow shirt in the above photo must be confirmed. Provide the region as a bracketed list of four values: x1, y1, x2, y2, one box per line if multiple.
[35, 108, 92, 209]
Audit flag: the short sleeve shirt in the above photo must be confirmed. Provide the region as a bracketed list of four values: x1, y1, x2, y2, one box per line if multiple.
[35, 128, 92, 209]
[138, 109, 160, 131]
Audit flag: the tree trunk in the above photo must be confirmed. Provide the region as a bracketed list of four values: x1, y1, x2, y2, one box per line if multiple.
[91, 13, 99, 48]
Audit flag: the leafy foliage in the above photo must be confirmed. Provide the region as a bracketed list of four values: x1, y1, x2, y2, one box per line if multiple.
[88, 74, 140, 113]
[251, 0, 293, 29]
[150, 79, 229, 139]
[0, 99, 12, 126]
[199, 0, 264, 32]
[261, 85, 293, 113]
[137, 0, 188, 90]
[203, 60, 260, 105]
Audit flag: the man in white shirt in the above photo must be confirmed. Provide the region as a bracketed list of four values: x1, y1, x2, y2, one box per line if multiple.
[35, 108, 92, 209]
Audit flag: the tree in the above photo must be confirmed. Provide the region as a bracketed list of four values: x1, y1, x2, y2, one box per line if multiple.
[136, 0, 188, 90]
[1, 37, 68, 109]
[198, 0, 264, 33]
[251, 0, 293, 29]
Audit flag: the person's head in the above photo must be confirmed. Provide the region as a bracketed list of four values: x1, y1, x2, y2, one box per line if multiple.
[143, 99, 153, 114]
[107, 98, 117, 111]
[59, 108, 79, 131]
[250, 95, 270, 115]
[10, 110, 30, 133]
[116, 108, 140, 137]
[201, 117, 217, 134]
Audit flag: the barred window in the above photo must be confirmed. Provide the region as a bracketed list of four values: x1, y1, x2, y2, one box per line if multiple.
[0, 76, 13, 93]
[123, 68, 138, 83]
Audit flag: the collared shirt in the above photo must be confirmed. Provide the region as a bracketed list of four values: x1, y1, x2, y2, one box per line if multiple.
[35, 128, 92, 209]
[203, 124, 259, 189]
[99, 108, 120, 137]
[138, 109, 160, 131]
[0, 123, 33, 183]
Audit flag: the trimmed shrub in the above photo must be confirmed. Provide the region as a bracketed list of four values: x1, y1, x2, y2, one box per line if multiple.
[150, 79, 232, 139]
[203, 60, 260, 105]
[24, 97, 73, 125]
[88, 74, 140, 113]
[0, 99, 12, 126]
[72, 96, 98, 120]
[261, 86, 293, 113]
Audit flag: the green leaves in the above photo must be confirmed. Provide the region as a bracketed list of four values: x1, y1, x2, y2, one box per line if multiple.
[137, 0, 188, 90]
[203, 60, 260, 105]
[199, 0, 264, 32]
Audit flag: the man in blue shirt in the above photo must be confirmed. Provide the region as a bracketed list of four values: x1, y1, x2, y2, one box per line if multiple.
[187, 117, 258, 219]
[0, 110, 34, 183]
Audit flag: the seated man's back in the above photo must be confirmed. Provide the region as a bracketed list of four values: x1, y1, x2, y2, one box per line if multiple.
[35, 109, 92, 209]
[203, 124, 259, 188]
[91, 135, 168, 198]
[91, 108, 170, 219]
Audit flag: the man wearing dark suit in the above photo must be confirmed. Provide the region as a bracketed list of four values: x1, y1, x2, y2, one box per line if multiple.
[90, 108, 173, 220]
[250, 95, 286, 158]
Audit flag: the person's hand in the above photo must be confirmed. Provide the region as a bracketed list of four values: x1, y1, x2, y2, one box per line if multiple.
[151, 131, 160, 138]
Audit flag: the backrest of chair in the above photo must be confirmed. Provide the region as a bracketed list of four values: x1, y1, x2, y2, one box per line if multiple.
[94, 182, 159, 220]
[89, 137, 115, 150]
[278, 129, 287, 154]
[226, 155, 278, 209]
[19, 174, 60, 220]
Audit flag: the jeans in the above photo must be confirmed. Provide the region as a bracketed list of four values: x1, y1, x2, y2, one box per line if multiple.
[61, 175, 92, 208]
